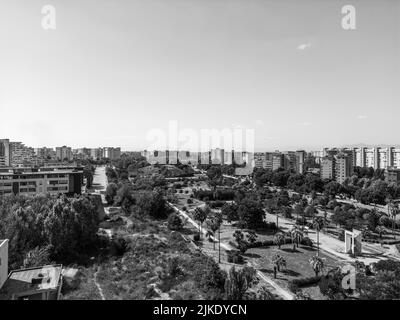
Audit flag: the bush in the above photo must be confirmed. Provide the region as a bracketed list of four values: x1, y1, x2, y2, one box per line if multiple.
[301, 237, 313, 247]
[227, 250, 244, 264]
[193, 234, 200, 242]
[182, 206, 187, 211]
[289, 276, 321, 291]
[167, 213, 183, 231]
[187, 198, 193, 204]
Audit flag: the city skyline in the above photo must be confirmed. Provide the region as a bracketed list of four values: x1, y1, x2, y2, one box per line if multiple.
[1, 0, 399, 151]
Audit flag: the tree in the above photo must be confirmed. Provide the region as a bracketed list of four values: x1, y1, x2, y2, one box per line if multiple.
[237, 199, 265, 229]
[273, 232, 285, 249]
[43, 195, 99, 263]
[290, 227, 303, 250]
[312, 217, 324, 256]
[167, 212, 183, 231]
[206, 216, 221, 250]
[224, 266, 257, 300]
[193, 207, 209, 239]
[272, 253, 286, 272]
[221, 203, 238, 223]
[246, 230, 258, 246]
[294, 203, 304, 221]
[309, 255, 324, 276]
[105, 182, 118, 205]
[23, 245, 52, 268]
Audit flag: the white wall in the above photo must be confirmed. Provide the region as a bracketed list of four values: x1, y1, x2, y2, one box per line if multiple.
[0, 239, 8, 289]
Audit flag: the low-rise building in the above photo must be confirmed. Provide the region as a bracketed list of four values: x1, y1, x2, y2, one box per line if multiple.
[0, 168, 83, 196]
[0, 264, 63, 300]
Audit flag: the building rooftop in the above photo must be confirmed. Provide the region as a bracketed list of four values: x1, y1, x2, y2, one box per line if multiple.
[0, 264, 62, 300]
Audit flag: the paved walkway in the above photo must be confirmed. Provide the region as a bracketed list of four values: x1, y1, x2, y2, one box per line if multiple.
[264, 212, 396, 265]
[168, 202, 294, 300]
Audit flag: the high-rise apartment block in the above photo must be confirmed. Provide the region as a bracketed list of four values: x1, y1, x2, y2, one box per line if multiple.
[0, 139, 11, 167]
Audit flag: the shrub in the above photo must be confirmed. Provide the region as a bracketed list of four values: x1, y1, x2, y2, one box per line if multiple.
[301, 237, 313, 247]
[289, 276, 321, 288]
[187, 198, 193, 204]
[193, 234, 200, 242]
[227, 250, 244, 264]
[167, 213, 183, 231]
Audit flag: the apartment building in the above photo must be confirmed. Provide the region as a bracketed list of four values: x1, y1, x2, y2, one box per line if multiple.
[0, 168, 83, 196]
[320, 157, 335, 180]
[10, 142, 36, 166]
[352, 147, 400, 170]
[90, 148, 103, 160]
[103, 147, 121, 160]
[56, 146, 73, 161]
[34, 147, 56, 162]
[210, 148, 224, 165]
[272, 153, 284, 171]
[0, 139, 11, 167]
[295, 150, 306, 174]
[335, 153, 354, 184]
[385, 167, 400, 184]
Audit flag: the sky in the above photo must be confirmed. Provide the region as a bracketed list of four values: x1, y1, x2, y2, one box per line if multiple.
[0, 0, 399, 152]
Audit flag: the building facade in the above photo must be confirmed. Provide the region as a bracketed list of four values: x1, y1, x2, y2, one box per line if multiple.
[0, 139, 11, 167]
[56, 146, 73, 161]
[0, 168, 83, 196]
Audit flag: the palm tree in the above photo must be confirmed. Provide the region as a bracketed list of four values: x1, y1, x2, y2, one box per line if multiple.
[312, 217, 324, 256]
[290, 227, 304, 250]
[387, 200, 399, 240]
[274, 232, 286, 249]
[374, 226, 386, 240]
[193, 207, 208, 239]
[272, 253, 287, 272]
[309, 255, 324, 276]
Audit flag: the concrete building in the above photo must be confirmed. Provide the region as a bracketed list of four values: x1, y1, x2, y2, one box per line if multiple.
[34, 147, 56, 162]
[0, 168, 83, 196]
[72, 148, 91, 160]
[0, 139, 11, 167]
[320, 157, 335, 180]
[10, 142, 36, 166]
[295, 150, 306, 174]
[210, 148, 224, 165]
[90, 148, 103, 160]
[56, 146, 73, 161]
[0, 264, 63, 300]
[0, 239, 8, 290]
[103, 147, 121, 160]
[335, 153, 354, 184]
[385, 167, 400, 184]
[282, 151, 297, 172]
[272, 153, 284, 171]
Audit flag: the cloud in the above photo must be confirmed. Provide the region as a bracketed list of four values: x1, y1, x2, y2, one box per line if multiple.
[356, 115, 367, 119]
[297, 43, 312, 51]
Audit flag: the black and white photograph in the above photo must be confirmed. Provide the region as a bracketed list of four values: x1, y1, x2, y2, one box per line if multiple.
[1, 0, 400, 310]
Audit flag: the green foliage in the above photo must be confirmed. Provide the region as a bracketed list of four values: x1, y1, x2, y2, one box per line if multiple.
[167, 213, 183, 231]
[224, 266, 257, 300]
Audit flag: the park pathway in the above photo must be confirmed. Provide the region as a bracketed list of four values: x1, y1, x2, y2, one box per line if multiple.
[168, 202, 294, 300]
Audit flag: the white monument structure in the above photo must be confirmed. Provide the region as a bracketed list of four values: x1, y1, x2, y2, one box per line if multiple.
[344, 229, 362, 255]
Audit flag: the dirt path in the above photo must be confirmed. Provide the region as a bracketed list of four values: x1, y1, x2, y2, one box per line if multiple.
[94, 267, 106, 300]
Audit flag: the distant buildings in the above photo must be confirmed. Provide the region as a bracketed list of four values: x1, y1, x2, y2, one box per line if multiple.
[103, 147, 121, 160]
[385, 167, 400, 184]
[320, 152, 354, 183]
[10, 142, 36, 166]
[320, 157, 335, 180]
[56, 146, 73, 161]
[0, 139, 10, 167]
